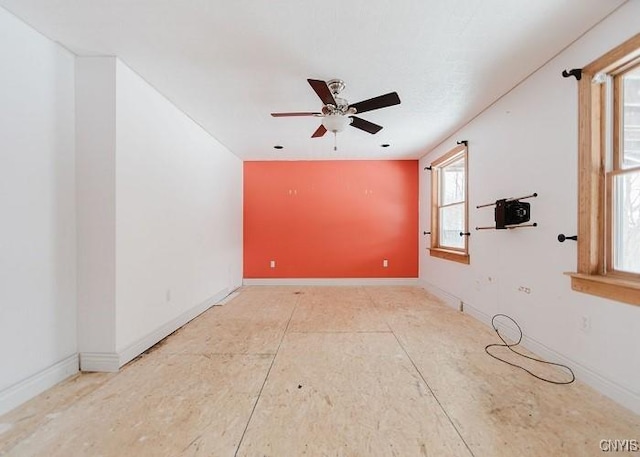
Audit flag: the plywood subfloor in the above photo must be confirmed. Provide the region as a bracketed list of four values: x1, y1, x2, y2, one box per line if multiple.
[1, 286, 638, 456]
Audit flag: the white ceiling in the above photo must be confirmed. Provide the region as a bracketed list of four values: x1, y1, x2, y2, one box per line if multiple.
[0, 0, 627, 160]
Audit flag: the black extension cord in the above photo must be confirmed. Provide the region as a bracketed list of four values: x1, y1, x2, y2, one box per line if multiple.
[485, 314, 575, 385]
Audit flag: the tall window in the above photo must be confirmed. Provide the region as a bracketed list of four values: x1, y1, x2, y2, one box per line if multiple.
[571, 33, 640, 306]
[430, 144, 469, 264]
[610, 64, 640, 275]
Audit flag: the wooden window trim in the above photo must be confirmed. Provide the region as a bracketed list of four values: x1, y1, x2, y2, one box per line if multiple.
[568, 273, 640, 306]
[430, 144, 469, 264]
[570, 33, 640, 306]
[430, 248, 470, 265]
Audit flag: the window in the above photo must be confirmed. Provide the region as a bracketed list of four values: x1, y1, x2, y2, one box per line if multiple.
[430, 144, 469, 264]
[571, 33, 640, 306]
[610, 63, 640, 275]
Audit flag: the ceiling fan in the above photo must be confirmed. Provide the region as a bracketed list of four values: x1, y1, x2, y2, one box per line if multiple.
[271, 79, 401, 148]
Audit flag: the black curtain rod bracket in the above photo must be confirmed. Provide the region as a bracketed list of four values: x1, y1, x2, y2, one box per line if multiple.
[457, 140, 468, 146]
[557, 234, 578, 242]
[423, 231, 431, 235]
[424, 166, 432, 171]
[562, 69, 582, 80]
[459, 232, 471, 237]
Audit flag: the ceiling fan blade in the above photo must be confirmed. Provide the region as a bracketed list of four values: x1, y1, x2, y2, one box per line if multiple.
[307, 79, 337, 106]
[349, 92, 401, 114]
[311, 124, 327, 138]
[350, 116, 383, 134]
[271, 112, 321, 117]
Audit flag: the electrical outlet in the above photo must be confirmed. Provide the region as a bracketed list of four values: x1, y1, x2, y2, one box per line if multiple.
[270, 260, 276, 269]
[517, 286, 531, 294]
[383, 259, 389, 268]
[580, 315, 591, 333]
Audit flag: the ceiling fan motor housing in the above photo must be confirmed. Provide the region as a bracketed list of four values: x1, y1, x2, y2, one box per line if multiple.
[326, 80, 353, 114]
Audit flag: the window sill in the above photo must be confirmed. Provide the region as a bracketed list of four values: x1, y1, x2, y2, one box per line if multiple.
[429, 248, 470, 265]
[566, 273, 640, 306]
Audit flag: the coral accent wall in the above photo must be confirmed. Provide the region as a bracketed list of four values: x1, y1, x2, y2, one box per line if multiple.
[244, 160, 418, 278]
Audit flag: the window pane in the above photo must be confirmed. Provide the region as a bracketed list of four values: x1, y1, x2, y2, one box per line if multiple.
[613, 170, 640, 274]
[439, 203, 464, 249]
[440, 156, 465, 205]
[622, 66, 640, 168]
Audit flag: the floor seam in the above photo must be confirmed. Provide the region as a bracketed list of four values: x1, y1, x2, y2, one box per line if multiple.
[232, 295, 301, 457]
[287, 330, 392, 334]
[160, 352, 277, 356]
[362, 287, 477, 457]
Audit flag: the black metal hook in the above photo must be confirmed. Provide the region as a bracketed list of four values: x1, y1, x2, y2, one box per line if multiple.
[459, 232, 471, 237]
[562, 69, 582, 80]
[423, 231, 431, 235]
[557, 234, 578, 242]
[424, 166, 432, 171]
[457, 140, 468, 146]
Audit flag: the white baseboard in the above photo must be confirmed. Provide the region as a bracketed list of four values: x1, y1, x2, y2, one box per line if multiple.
[115, 287, 230, 368]
[419, 281, 640, 416]
[79, 352, 120, 372]
[417, 279, 462, 309]
[0, 354, 79, 416]
[243, 278, 420, 286]
[216, 290, 240, 306]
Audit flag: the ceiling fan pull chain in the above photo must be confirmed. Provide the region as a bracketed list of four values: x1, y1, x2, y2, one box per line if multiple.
[334, 132, 338, 151]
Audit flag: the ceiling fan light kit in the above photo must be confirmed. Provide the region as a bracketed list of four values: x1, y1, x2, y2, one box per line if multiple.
[271, 78, 401, 151]
[322, 114, 351, 133]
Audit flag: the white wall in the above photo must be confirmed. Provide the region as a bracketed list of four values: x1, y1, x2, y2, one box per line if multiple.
[75, 58, 243, 370]
[419, 2, 640, 414]
[1, 11, 242, 412]
[76, 57, 117, 359]
[0, 7, 78, 414]
[114, 61, 243, 355]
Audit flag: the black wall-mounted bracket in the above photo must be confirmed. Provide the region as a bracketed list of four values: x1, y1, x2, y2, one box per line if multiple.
[423, 231, 431, 235]
[424, 166, 432, 171]
[562, 69, 582, 80]
[459, 232, 471, 237]
[475, 193, 538, 231]
[557, 234, 578, 242]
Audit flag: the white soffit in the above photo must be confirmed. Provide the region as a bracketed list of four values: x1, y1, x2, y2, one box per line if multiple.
[0, 0, 627, 160]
